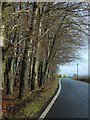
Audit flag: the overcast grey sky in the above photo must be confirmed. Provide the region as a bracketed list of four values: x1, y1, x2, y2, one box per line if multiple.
[59, 46, 88, 76]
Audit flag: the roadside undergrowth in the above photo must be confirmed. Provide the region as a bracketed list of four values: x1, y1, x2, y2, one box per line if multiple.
[7, 79, 58, 119]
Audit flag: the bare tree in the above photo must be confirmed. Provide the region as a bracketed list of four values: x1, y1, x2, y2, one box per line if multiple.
[1, 2, 89, 99]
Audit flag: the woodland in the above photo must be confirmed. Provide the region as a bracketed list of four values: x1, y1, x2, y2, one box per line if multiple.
[1, 2, 89, 99]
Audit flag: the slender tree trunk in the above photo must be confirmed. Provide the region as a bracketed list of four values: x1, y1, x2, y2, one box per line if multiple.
[38, 61, 43, 87]
[31, 56, 36, 91]
[18, 45, 28, 98]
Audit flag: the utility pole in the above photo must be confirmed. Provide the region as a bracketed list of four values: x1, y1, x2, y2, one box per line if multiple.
[77, 63, 78, 80]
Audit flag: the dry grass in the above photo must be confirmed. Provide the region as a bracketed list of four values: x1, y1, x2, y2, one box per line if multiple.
[3, 79, 58, 119]
[73, 76, 90, 83]
[17, 80, 58, 118]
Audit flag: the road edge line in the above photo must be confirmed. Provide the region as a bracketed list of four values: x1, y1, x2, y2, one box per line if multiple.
[38, 79, 61, 119]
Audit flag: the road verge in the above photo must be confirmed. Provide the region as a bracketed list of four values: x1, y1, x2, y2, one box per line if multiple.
[38, 79, 61, 119]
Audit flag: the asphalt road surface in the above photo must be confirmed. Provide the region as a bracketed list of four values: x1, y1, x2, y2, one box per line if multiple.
[45, 78, 89, 118]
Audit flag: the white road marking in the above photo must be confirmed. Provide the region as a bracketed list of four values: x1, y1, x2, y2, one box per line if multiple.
[38, 79, 61, 119]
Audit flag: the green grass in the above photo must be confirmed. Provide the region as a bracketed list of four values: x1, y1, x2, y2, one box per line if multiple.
[22, 101, 40, 116]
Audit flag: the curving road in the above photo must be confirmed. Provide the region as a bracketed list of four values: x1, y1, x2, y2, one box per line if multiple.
[45, 78, 89, 118]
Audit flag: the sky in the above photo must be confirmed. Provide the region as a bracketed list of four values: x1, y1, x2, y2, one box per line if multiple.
[58, 46, 88, 76]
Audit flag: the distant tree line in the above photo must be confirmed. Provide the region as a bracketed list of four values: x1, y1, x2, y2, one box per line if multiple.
[1, 2, 89, 99]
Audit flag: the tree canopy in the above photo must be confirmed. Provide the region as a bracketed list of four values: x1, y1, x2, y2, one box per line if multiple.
[1, 2, 89, 98]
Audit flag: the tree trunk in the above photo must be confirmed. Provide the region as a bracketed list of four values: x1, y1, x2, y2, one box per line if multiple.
[18, 46, 28, 98]
[31, 56, 36, 91]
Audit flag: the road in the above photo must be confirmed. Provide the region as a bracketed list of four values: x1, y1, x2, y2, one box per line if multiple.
[44, 78, 89, 118]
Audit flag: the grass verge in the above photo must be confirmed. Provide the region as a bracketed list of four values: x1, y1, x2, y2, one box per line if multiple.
[13, 79, 58, 118]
